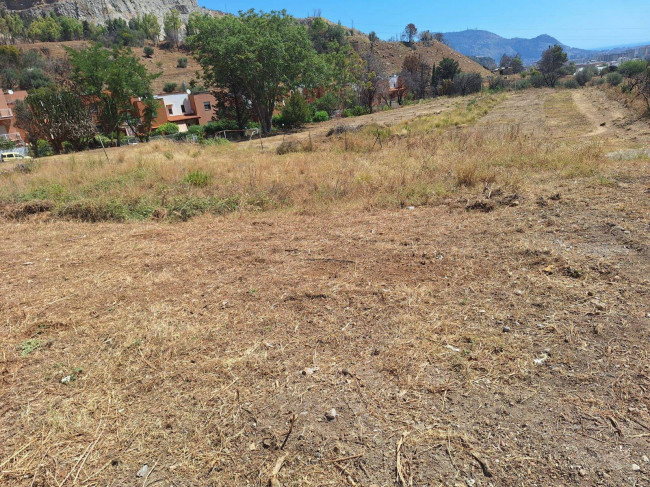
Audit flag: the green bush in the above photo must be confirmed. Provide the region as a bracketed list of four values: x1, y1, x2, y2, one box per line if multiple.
[36, 139, 54, 157]
[143, 46, 154, 58]
[272, 114, 285, 127]
[281, 92, 311, 128]
[154, 122, 179, 136]
[313, 110, 329, 122]
[177, 57, 188, 68]
[563, 78, 579, 89]
[186, 124, 205, 138]
[183, 170, 211, 187]
[488, 76, 506, 91]
[530, 73, 546, 88]
[514, 79, 531, 90]
[607, 72, 623, 86]
[312, 92, 339, 115]
[204, 119, 239, 137]
[62, 141, 74, 153]
[163, 82, 177, 93]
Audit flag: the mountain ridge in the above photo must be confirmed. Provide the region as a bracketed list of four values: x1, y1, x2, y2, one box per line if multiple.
[442, 29, 593, 65]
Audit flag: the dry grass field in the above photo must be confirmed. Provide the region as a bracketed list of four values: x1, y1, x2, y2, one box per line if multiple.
[1, 88, 649, 487]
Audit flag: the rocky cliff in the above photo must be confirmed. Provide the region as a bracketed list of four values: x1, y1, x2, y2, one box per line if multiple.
[1, 0, 210, 24]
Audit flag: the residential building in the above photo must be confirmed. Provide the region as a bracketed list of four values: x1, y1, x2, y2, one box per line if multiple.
[0, 89, 28, 155]
[131, 91, 218, 133]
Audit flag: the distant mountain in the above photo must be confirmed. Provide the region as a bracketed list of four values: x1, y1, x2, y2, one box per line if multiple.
[442, 30, 594, 65]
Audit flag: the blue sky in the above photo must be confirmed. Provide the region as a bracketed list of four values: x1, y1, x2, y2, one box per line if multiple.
[202, 0, 650, 49]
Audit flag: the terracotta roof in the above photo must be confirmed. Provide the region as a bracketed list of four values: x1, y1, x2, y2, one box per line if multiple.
[167, 114, 200, 122]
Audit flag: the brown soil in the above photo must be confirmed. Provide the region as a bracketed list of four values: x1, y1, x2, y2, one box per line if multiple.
[1, 89, 649, 487]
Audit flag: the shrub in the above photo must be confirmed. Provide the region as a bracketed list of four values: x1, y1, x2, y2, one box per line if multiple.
[515, 79, 531, 90]
[575, 68, 593, 86]
[312, 92, 339, 115]
[183, 170, 211, 187]
[352, 105, 370, 116]
[313, 110, 329, 122]
[276, 140, 312, 155]
[143, 46, 154, 58]
[163, 82, 177, 93]
[203, 119, 239, 137]
[530, 73, 546, 88]
[177, 57, 188, 68]
[563, 78, 579, 89]
[607, 72, 623, 86]
[488, 76, 506, 92]
[154, 122, 179, 136]
[281, 92, 311, 128]
[36, 139, 54, 157]
[187, 124, 205, 138]
[453, 73, 483, 95]
[62, 141, 74, 153]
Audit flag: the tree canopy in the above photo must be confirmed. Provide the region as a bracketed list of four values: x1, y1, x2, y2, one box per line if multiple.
[538, 45, 567, 87]
[188, 10, 325, 133]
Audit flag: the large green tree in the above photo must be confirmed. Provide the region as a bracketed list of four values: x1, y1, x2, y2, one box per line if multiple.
[188, 10, 324, 134]
[141, 13, 161, 44]
[66, 44, 159, 145]
[538, 45, 568, 87]
[16, 88, 96, 153]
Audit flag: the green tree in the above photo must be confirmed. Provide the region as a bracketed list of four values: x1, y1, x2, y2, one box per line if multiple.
[27, 16, 63, 42]
[188, 10, 324, 134]
[164, 9, 182, 48]
[281, 91, 311, 128]
[16, 88, 96, 153]
[368, 31, 378, 45]
[58, 16, 83, 41]
[538, 45, 568, 87]
[67, 44, 159, 145]
[438, 57, 461, 80]
[510, 55, 524, 74]
[141, 13, 161, 44]
[144, 46, 154, 57]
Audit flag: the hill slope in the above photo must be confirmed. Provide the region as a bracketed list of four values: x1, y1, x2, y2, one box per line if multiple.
[443, 29, 594, 65]
[350, 35, 491, 76]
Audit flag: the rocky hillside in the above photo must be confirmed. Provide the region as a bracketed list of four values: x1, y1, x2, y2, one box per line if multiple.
[0, 0, 213, 24]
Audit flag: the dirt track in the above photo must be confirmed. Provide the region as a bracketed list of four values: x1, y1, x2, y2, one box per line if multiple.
[1, 88, 649, 487]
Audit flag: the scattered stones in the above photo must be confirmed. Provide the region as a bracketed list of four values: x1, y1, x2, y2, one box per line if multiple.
[632, 464, 641, 472]
[325, 408, 337, 421]
[301, 367, 319, 376]
[502, 326, 511, 333]
[579, 469, 588, 477]
[136, 465, 149, 478]
[445, 344, 461, 353]
[642, 456, 649, 463]
[61, 375, 72, 384]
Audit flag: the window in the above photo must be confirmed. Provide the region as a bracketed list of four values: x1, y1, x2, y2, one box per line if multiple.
[181, 105, 186, 113]
[167, 106, 172, 115]
[204, 102, 211, 111]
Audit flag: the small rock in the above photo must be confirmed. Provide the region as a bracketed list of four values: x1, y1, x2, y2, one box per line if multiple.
[642, 456, 649, 463]
[514, 290, 523, 296]
[502, 326, 511, 333]
[445, 344, 461, 353]
[61, 375, 72, 384]
[591, 299, 606, 311]
[406, 206, 415, 210]
[301, 367, 319, 375]
[262, 439, 273, 449]
[136, 465, 148, 478]
[632, 464, 641, 471]
[325, 408, 337, 421]
[533, 354, 549, 365]
[579, 469, 587, 477]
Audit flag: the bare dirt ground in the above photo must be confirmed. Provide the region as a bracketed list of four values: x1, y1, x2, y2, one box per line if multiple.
[1, 89, 649, 487]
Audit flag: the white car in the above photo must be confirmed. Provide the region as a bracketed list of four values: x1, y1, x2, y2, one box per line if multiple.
[0, 152, 32, 162]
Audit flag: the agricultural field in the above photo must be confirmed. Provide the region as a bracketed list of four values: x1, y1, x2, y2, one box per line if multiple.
[1, 88, 649, 486]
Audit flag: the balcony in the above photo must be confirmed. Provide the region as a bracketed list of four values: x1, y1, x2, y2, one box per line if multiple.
[0, 132, 24, 145]
[0, 108, 12, 119]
